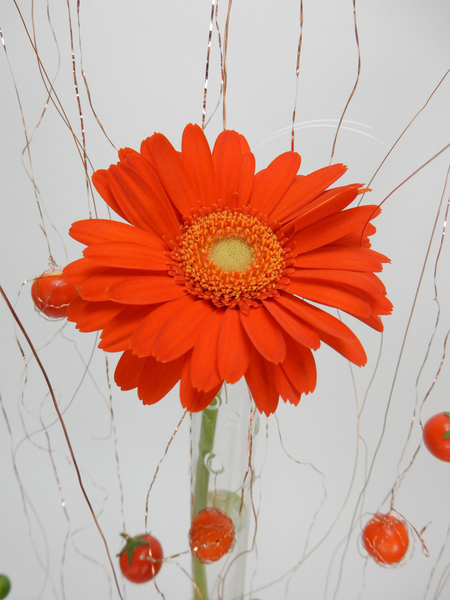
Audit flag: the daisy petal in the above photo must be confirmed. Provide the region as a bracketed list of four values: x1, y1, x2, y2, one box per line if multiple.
[244, 348, 279, 415]
[276, 292, 358, 341]
[147, 131, 196, 214]
[70, 219, 169, 250]
[267, 361, 301, 405]
[262, 299, 321, 349]
[294, 276, 392, 321]
[99, 306, 152, 352]
[106, 276, 186, 305]
[92, 169, 128, 222]
[252, 169, 265, 191]
[285, 185, 361, 230]
[188, 384, 223, 412]
[106, 165, 161, 234]
[107, 161, 181, 238]
[237, 152, 256, 207]
[63, 258, 101, 284]
[139, 137, 157, 170]
[319, 329, 367, 366]
[153, 299, 214, 362]
[130, 295, 195, 357]
[137, 355, 184, 405]
[290, 269, 386, 297]
[182, 124, 215, 208]
[71, 300, 124, 332]
[212, 130, 242, 206]
[294, 245, 389, 272]
[287, 279, 371, 319]
[190, 309, 225, 392]
[66, 260, 149, 289]
[118, 158, 181, 239]
[80, 273, 141, 301]
[238, 134, 251, 153]
[281, 334, 317, 394]
[290, 205, 381, 255]
[66, 296, 89, 322]
[180, 352, 222, 412]
[250, 152, 301, 215]
[358, 314, 384, 332]
[269, 164, 347, 222]
[240, 308, 286, 364]
[218, 308, 252, 384]
[118, 147, 139, 161]
[115, 350, 147, 391]
[83, 242, 169, 271]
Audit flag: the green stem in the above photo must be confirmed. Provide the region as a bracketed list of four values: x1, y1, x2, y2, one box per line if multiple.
[192, 392, 221, 600]
[192, 556, 208, 600]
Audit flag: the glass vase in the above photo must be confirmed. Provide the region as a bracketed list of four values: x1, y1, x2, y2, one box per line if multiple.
[190, 380, 258, 600]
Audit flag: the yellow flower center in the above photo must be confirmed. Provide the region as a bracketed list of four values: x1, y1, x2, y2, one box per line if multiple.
[209, 237, 254, 272]
[172, 208, 288, 309]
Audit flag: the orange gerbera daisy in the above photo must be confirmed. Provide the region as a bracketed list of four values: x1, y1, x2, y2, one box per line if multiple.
[63, 124, 392, 415]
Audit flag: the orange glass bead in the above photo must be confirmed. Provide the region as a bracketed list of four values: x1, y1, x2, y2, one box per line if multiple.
[189, 507, 235, 564]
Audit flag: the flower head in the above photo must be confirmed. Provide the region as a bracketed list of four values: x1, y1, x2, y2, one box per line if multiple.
[64, 124, 392, 414]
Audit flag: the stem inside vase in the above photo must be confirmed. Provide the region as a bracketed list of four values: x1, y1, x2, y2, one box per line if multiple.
[192, 393, 221, 600]
[190, 384, 256, 600]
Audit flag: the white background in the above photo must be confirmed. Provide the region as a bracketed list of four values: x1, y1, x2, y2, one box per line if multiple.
[1, 1, 450, 599]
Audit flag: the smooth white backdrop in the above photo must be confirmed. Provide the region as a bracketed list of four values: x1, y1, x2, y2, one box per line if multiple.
[1, 1, 450, 599]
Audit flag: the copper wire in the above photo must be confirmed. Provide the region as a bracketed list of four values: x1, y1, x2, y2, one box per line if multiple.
[291, 0, 303, 152]
[0, 284, 125, 600]
[329, 0, 361, 164]
[144, 410, 188, 532]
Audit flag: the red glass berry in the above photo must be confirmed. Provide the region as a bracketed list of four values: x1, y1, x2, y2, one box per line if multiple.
[189, 507, 235, 564]
[31, 271, 78, 319]
[362, 513, 409, 565]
